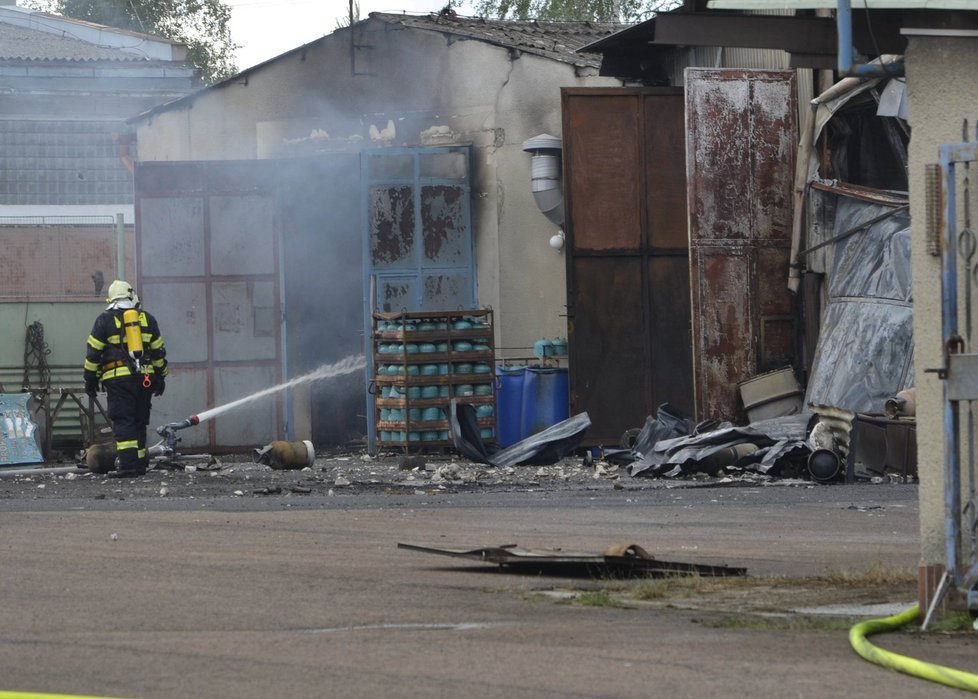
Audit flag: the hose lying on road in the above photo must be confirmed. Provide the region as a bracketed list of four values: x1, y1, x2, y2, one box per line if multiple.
[0, 693, 125, 699]
[850, 603, 978, 692]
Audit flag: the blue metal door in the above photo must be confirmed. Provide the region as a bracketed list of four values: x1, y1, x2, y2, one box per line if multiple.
[362, 146, 476, 451]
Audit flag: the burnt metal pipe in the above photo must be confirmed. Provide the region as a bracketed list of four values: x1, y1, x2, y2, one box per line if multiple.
[808, 448, 843, 483]
[797, 204, 909, 258]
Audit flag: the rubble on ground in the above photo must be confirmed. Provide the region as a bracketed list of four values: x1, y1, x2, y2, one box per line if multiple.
[0, 440, 914, 504]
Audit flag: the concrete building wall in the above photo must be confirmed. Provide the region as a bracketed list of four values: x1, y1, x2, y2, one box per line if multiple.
[134, 20, 621, 361]
[906, 35, 978, 574]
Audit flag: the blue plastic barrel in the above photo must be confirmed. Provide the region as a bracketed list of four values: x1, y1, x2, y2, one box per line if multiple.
[495, 366, 526, 448]
[519, 367, 569, 439]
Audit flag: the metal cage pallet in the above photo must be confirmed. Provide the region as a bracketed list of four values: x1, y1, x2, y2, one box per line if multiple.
[370, 309, 496, 451]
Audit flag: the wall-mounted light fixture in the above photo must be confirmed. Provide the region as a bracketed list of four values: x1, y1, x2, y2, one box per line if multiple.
[549, 230, 565, 251]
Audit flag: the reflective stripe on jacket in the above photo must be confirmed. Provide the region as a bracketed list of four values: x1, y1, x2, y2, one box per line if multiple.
[83, 309, 168, 385]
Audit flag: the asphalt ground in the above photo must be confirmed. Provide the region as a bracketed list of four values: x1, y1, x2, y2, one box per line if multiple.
[1, 455, 975, 698]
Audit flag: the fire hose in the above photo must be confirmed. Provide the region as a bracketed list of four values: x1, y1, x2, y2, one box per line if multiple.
[145, 354, 366, 459]
[850, 604, 978, 692]
[0, 692, 127, 698]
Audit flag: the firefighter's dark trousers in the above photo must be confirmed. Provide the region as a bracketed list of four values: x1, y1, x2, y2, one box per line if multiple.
[105, 377, 153, 471]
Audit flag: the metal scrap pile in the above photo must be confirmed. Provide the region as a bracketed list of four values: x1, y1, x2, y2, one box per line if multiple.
[606, 404, 812, 480]
[610, 398, 915, 484]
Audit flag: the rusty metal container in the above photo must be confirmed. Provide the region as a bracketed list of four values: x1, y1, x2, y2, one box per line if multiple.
[738, 367, 803, 423]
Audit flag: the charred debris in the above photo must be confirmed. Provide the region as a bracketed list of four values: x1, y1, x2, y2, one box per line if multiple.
[591, 68, 914, 486]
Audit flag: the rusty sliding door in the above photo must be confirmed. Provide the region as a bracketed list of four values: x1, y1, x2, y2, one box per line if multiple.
[562, 88, 692, 446]
[686, 69, 797, 422]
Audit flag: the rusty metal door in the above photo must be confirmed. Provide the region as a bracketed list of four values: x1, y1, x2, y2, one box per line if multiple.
[362, 146, 475, 451]
[363, 147, 474, 313]
[686, 69, 797, 422]
[135, 161, 284, 451]
[562, 88, 692, 446]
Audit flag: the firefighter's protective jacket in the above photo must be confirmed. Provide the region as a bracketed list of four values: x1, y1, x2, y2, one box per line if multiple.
[83, 309, 168, 385]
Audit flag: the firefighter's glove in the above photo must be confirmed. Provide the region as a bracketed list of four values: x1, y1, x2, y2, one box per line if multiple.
[85, 377, 99, 398]
[153, 377, 165, 397]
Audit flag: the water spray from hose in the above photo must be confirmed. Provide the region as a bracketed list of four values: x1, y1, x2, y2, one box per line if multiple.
[196, 354, 365, 422]
[152, 354, 366, 456]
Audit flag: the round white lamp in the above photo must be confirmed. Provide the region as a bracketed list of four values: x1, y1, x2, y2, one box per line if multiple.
[549, 230, 565, 251]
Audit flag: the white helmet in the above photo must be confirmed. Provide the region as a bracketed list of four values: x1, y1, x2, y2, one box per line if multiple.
[105, 280, 135, 304]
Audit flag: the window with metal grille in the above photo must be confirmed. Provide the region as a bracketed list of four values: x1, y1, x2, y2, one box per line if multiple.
[0, 217, 125, 300]
[0, 120, 134, 206]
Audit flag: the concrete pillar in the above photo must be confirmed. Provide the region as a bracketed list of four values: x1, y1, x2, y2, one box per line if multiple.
[906, 33, 978, 609]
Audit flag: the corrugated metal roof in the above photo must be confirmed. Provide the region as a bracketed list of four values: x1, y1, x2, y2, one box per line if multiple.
[370, 11, 625, 68]
[708, 1, 975, 7]
[0, 21, 149, 62]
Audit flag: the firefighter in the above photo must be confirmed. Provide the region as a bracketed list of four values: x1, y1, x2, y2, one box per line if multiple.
[83, 280, 167, 477]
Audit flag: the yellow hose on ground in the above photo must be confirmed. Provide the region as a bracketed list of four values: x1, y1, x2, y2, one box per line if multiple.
[850, 603, 978, 692]
[0, 693, 126, 699]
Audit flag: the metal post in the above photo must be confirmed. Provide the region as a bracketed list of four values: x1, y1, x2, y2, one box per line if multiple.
[941, 145, 962, 585]
[366, 274, 377, 454]
[836, 0, 854, 76]
[835, 0, 905, 77]
[115, 213, 126, 281]
[85, 392, 96, 445]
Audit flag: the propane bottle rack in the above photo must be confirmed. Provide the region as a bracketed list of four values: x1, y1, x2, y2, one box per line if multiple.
[370, 309, 496, 451]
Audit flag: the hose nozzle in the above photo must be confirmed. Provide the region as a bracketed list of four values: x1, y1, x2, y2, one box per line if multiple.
[149, 415, 200, 457]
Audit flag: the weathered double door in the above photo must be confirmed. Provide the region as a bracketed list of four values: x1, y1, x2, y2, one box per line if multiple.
[562, 72, 797, 443]
[562, 87, 693, 445]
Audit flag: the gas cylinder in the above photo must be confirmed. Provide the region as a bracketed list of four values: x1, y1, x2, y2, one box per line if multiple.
[122, 309, 144, 361]
[253, 440, 315, 470]
[85, 441, 117, 474]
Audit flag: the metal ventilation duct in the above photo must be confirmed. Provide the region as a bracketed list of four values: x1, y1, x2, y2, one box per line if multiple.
[522, 133, 564, 227]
